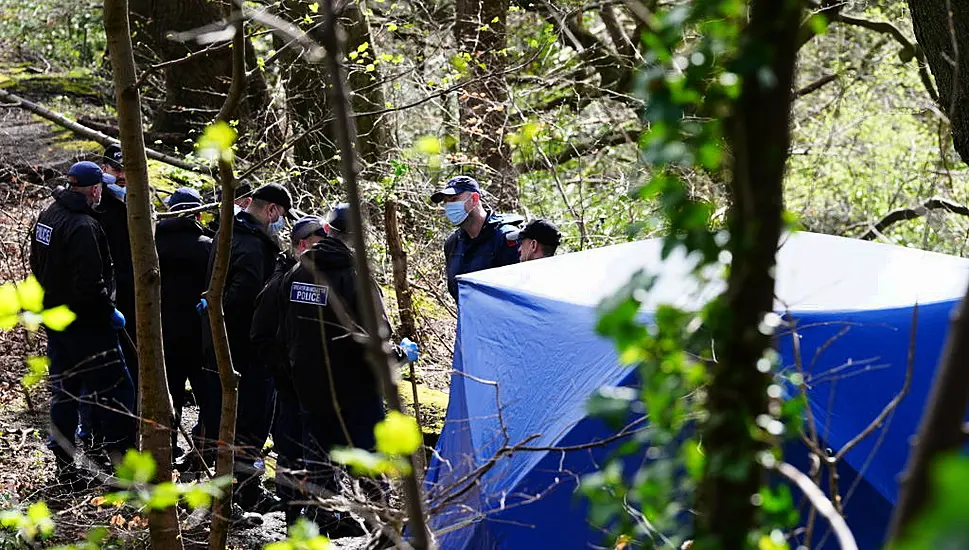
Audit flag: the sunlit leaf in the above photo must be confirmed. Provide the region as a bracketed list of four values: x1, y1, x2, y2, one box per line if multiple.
[41, 305, 75, 331]
[197, 121, 238, 164]
[0, 283, 19, 318]
[116, 450, 157, 484]
[308, 2, 319, 13]
[374, 410, 421, 456]
[16, 276, 44, 313]
[414, 135, 441, 155]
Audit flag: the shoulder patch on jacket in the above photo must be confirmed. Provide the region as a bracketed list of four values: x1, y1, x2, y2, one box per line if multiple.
[290, 281, 328, 306]
[35, 224, 52, 246]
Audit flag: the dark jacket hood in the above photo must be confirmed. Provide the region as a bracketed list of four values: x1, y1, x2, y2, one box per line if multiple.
[157, 215, 208, 235]
[53, 188, 96, 215]
[303, 236, 354, 270]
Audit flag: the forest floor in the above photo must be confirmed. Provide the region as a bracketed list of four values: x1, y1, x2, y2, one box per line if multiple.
[0, 57, 454, 548]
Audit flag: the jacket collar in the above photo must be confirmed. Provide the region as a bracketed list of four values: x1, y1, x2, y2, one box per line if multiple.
[234, 211, 280, 251]
[53, 188, 96, 215]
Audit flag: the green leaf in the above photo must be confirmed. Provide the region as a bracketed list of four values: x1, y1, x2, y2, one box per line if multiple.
[365, 63, 376, 72]
[147, 482, 180, 510]
[41, 305, 76, 331]
[197, 121, 238, 164]
[357, 41, 370, 53]
[387, 23, 398, 31]
[26, 502, 54, 538]
[22, 356, 49, 388]
[330, 447, 411, 477]
[807, 14, 828, 36]
[0, 283, 19, 318]
[374, 410, 421, 455]
[183, 486, 213, 509]
[116, 450, 157, 484]
[414, 135, 442, 155]
[308, 2, 319, 13]
[16, 276, 44, 313]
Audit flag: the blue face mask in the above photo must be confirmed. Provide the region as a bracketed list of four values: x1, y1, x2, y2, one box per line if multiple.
[269, 215, 286, 234]
[445, 200, 470, 226]
[107, 183, 126, 201]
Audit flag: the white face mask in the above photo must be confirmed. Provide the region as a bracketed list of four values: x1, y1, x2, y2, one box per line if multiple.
[233, 204, 243, 216]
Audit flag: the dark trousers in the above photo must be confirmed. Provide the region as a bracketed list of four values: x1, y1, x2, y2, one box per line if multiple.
[77, 327, 138, 444]
[301, 397, 387, 519]
[273, 392, 304, 523]
[47, 323, 136, 466]
[196, 357, 275, 488]
[166, 343, 206, 458]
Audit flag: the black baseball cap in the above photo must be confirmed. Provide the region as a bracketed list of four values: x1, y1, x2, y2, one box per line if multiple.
[507, 218, 562, 247]
[168, 187, 203, 212]
[251, 183, 295, 218]
[103, 144, 123, 170]
[290, 216, 326, 246]
[325, 203, 351, 233]
[66, 161, 113, 187]
[430, 176, 480, 203]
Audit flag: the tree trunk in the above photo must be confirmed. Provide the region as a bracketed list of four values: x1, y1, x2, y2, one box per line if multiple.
[319, 0, 432, 546]
[103, 1, 182, 548]
[279, 0, 387, 182]
[455, 0, 517, 210]
[207, 8, 246, 550]
[906, 2, 969, 157]
[695, 0, 801, 547]
[127, 0, 279, 151]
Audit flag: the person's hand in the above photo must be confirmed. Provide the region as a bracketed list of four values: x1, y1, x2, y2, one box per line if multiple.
[196, 298, 208, 315]
[400, 338, 419, 363]
[110, 308, 126, 329]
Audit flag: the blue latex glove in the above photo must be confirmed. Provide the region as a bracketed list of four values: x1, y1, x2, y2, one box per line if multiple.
[110, 308, 126, 329]
[196, 298, 208, 315]
[400, 338, 419, 363]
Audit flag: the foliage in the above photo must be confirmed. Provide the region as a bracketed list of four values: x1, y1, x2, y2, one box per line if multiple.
[581, 0, 800, 548]
[106, 450, 230, 511]
[331, 410, 421, 478]
[0, 0, 105, 68]
[889, 453, 969, 549]
[0, 276, 76, 389]
[264, 519, 330, 550]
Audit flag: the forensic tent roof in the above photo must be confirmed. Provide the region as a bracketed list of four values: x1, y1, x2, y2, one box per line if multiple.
[457, 231, 969, 312]
[427, 231, 969, 550]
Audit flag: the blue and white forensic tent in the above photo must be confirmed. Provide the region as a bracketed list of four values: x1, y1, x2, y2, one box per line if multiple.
[424, 231, 969, 550]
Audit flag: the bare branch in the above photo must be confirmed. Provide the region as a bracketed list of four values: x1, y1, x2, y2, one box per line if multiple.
[516, 127, 639, 172]
[859, 197, 969, 240]
[772, 462, 859, 550]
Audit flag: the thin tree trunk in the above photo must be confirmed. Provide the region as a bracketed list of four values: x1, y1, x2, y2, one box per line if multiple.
[695, 0, 801, 547]
[319, 0, 432, 547]
[103, 0, 182, 548]
[888, 291, 969, 539]
[207, 7, 246, 550]
[454, 0, 517, 210]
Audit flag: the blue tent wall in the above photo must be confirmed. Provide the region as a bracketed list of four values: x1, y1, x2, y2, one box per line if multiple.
[425, 234, 968, 550]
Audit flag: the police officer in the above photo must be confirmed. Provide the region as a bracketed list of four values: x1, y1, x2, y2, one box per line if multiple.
[251, 215, 327, 525]
[156, 187, 213, 462]
[97, 145, 138, 382]
[199, 183, 293, 512]
[507, 218, 562, 262]
[30, 161, 136, 488]
[430, 176, 523, 302]
[276, 204, 390, 537]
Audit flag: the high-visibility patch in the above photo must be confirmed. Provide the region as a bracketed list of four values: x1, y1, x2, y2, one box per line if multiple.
[35, 224, 52, 246]
[290, 282, 328, 306]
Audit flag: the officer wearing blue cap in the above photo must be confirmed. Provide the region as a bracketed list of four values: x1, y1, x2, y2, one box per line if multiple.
[156, 187, 213, 462]
[29, 161, 136, 488]
[430, 176, 524, 302]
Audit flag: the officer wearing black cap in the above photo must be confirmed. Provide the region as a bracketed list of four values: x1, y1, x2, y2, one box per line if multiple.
[430, 176, 524, 302]
[507, 218, 562, 262]
[30, 161, 136, 488]
[250, 215, 326, 524]
[199, 182, 294, 512]
[97, 144, 138, 386]
[156, 187, 213, 462]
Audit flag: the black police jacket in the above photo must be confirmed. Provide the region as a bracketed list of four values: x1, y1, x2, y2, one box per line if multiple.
[29, 188, 116, 326]
[96, 189, 136, 336]
[202, 212, 280, 373]
[251, 252, 298, 399]
[444, 211, 523, 302]
[277, 237, 388, 417]
[156, 216, 213, 356]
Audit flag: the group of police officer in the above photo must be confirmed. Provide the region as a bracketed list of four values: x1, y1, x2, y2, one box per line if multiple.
[29, 147, 562, 538]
